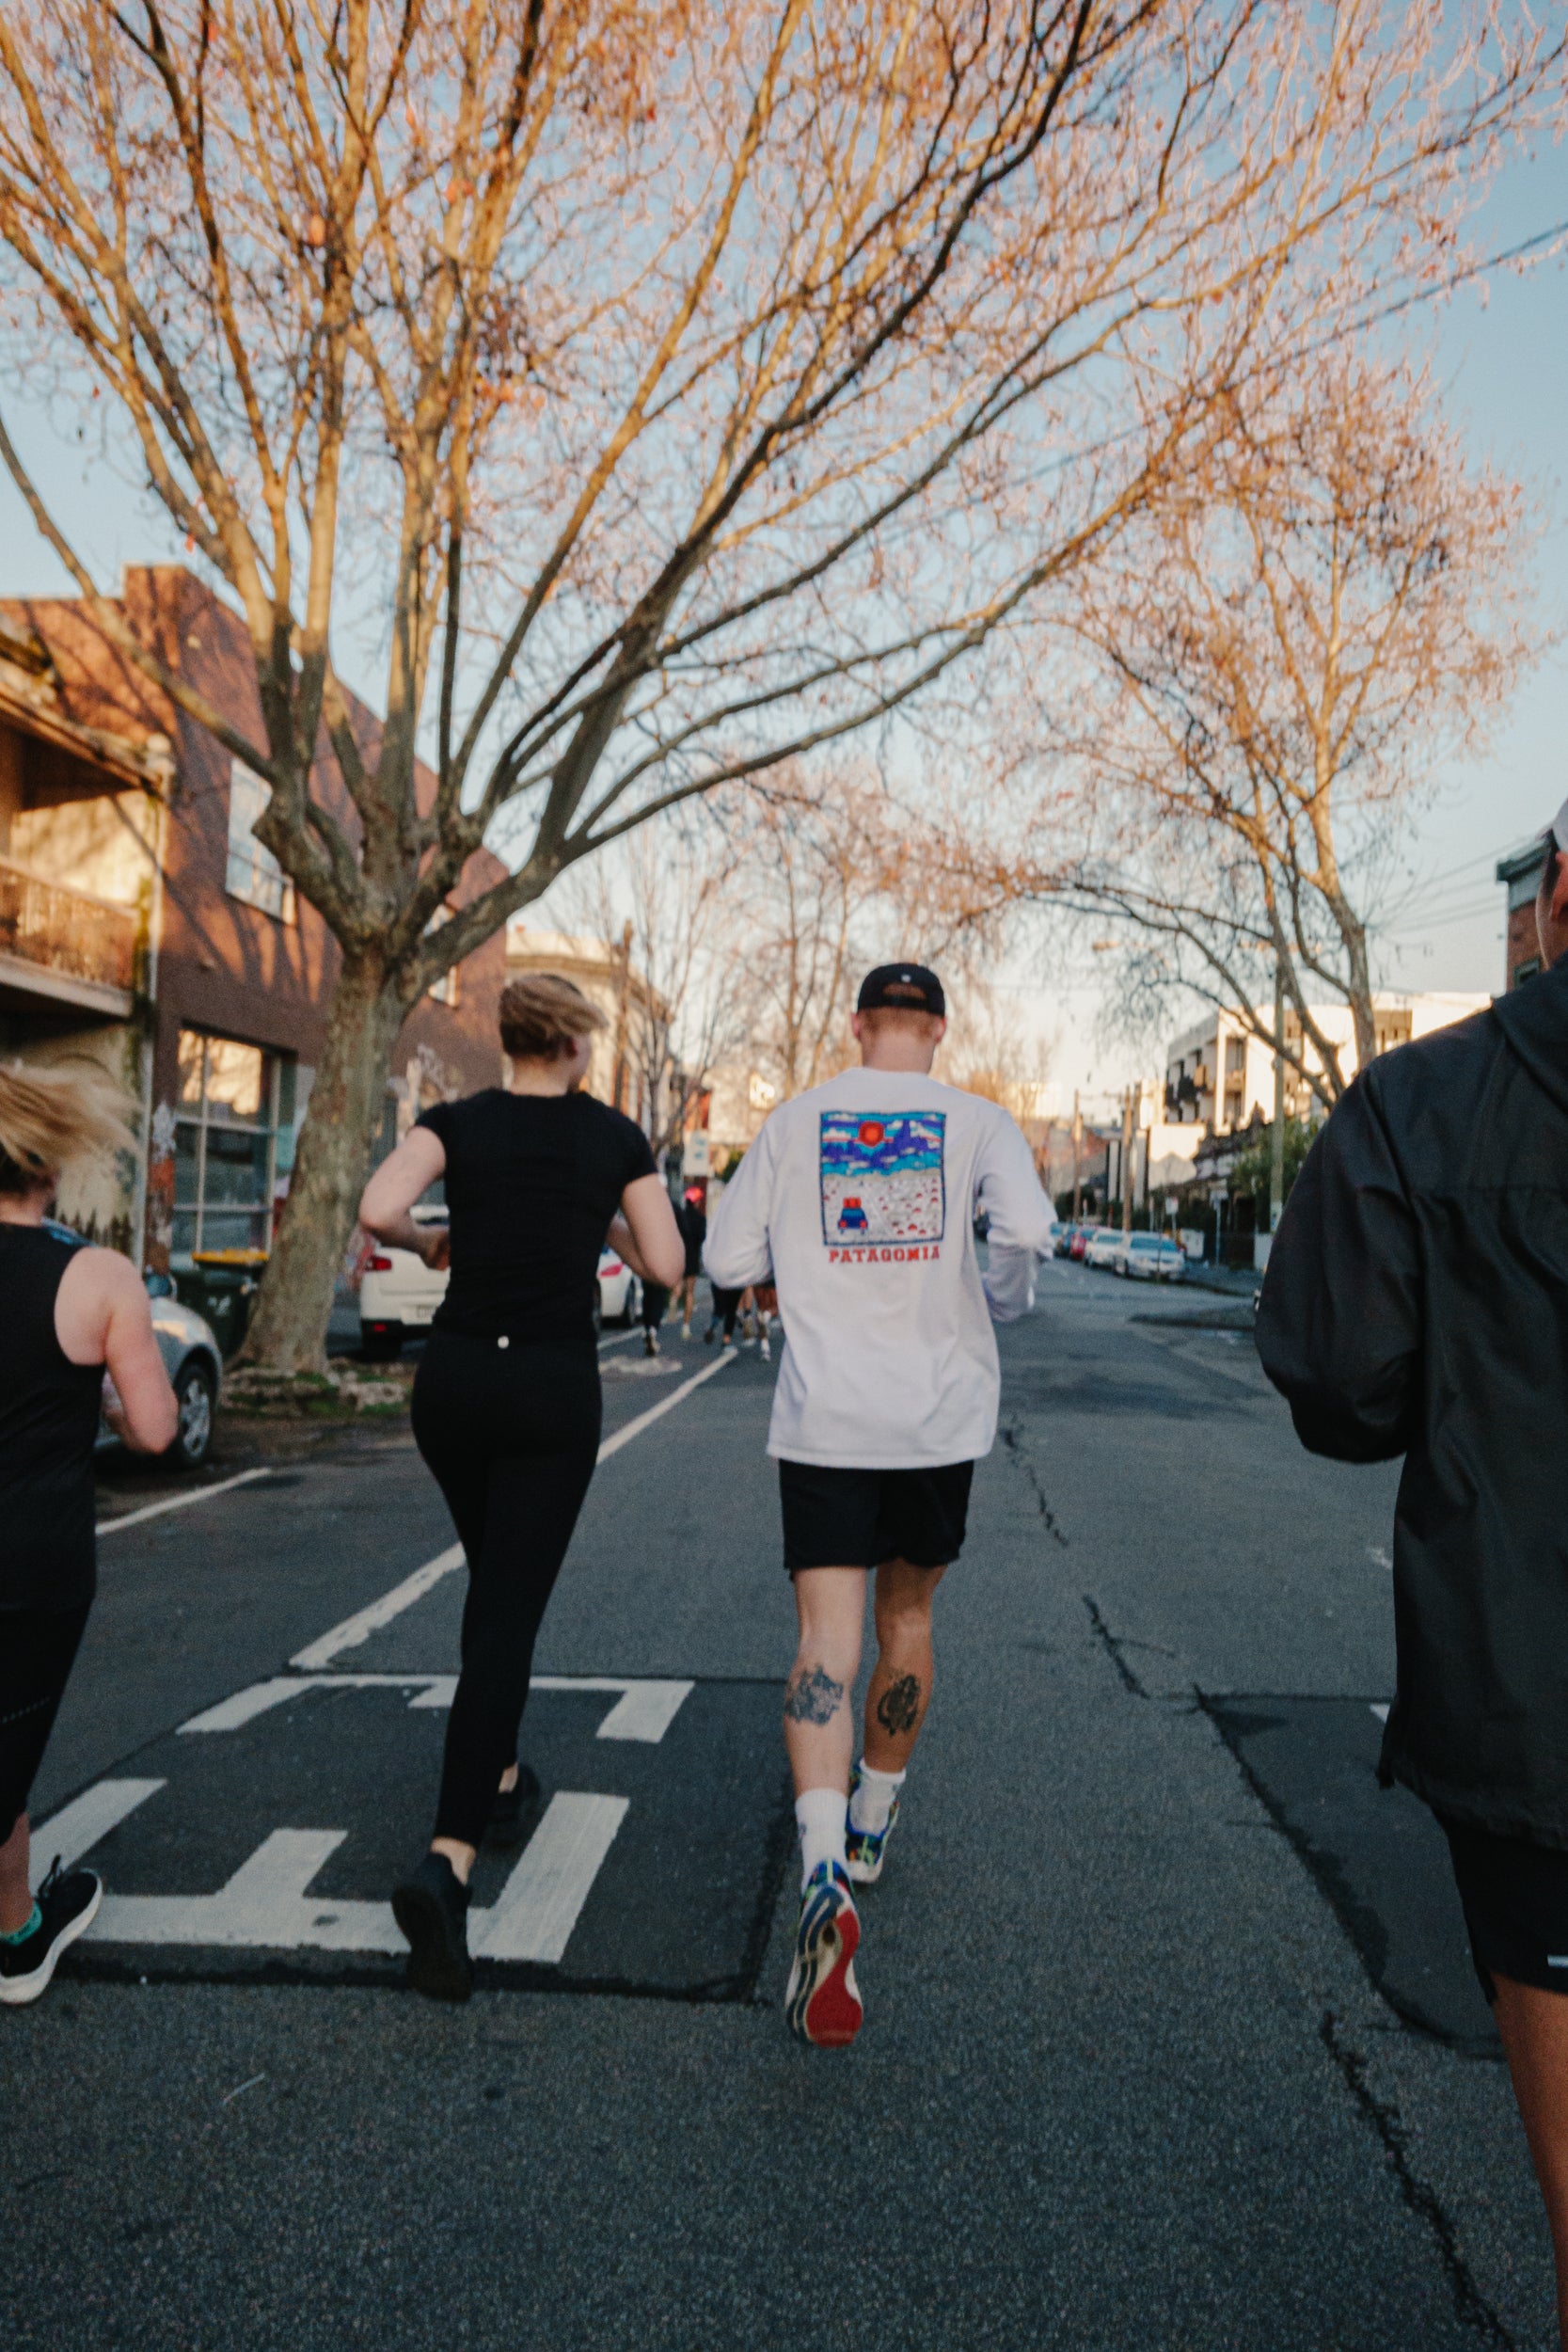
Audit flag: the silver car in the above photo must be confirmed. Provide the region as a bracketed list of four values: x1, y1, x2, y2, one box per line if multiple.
[47, 1223, 223, 1470]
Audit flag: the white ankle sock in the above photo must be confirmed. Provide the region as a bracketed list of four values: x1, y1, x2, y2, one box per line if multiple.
[849, 1759, 906, 1835]
[796, 1787, 848, 1887]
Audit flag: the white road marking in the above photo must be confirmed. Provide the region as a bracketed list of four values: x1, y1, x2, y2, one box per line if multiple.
[97, 1466, 272, 1537]
[30, 1777, 166, 1890]
[291, 1545, 466, 1668]
[291, 1348, 735, 1667]
[179, 1671, 689, 1740]
[180, 1674, 456, 1733]
[593, 1680, 693, 1742]
[87, 1800, 624, 1962]
[596, 1327, 641, 1353]
[1370, 1703, 1390, 1724]
[594, 1348, 736, 1465]
[471, 1793, 628, 1963]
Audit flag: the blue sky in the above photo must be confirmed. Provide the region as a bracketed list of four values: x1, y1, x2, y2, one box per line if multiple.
[2, 117, 1562, 1111]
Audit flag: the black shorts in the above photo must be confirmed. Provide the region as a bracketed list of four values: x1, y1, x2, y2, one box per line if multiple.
[0, 1603, 92, 1844]
[778, 1458, 974, 1574]
[1443, 1818, 1568, 2001]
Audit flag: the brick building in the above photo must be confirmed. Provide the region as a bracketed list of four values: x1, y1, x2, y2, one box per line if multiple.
[1497, 839, 1549, 991]
[0, 567, 506, 1270]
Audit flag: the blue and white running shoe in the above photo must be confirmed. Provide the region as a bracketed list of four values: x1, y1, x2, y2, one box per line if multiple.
[845, 1765, 900, 1886]
[784, 1861, 863, 2047]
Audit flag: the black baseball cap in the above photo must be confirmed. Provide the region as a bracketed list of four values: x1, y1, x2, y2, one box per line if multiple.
[856, 962, 946, 1017]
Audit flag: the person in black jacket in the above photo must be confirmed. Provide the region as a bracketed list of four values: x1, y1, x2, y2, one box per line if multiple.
[1257, 803, 1568, 2344]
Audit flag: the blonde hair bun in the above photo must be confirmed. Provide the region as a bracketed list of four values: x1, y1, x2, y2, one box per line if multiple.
[499, 973, 607, 1061]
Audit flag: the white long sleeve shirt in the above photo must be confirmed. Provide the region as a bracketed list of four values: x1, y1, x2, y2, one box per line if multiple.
[704, 1065, 1057, 1469]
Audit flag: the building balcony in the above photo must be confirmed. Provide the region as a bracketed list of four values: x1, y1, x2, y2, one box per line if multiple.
[0, 853, 139, 1018]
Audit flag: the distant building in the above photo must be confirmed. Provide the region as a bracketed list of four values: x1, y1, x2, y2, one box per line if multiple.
[1497, 839, 1549, 991]
[0, 571, 506, 1271]
[1164, 993, 1489, 1136]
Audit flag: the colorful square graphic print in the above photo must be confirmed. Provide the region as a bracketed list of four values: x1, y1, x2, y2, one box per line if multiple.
[819, 1111, 946, 1247]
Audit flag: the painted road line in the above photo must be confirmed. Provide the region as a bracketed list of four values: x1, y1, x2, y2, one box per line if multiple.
[597, 1327, 641, 1353]
[180, 1673, 456, 1734]
[293, 1350, 736, 1668]
[593, 1680, 693, 1742]
[181, 1671, 688, 1740]
[97, 1465, 273, 1537]
[1370, 1703, 1390, 1724]
[89, 1801, 626, 1962]
[30, 1777, 166, 1891]
[594, 1347, 736, 1466]
[471, 1793, 629, 1963]
[291, 1544, 466, 1669]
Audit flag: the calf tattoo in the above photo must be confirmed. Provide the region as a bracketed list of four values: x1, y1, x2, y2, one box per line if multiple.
[876, 1674, 922, 1738]
[784, 1664, 845, 1724]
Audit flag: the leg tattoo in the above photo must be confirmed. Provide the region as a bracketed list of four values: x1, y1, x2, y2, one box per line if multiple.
[784, 1664, 845, 1724]
[876, 1674, 921, 1738]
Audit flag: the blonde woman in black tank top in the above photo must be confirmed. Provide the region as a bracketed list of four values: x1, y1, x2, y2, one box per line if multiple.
[0, 1065, 178, 2006]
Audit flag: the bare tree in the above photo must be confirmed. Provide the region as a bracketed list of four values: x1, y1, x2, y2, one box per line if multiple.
[973, 357, 1543, 1105]
[554, 812, 749, 1164]
[0, 1, 1556, 1364]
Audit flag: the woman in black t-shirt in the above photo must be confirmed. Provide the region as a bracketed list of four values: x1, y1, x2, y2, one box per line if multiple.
[359, 974, 684, 2001]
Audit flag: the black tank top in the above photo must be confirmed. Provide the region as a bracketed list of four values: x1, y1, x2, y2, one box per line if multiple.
[0, 1225, 104, 1611]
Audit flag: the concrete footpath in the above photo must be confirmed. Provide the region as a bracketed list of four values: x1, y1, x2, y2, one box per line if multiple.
[2, 1276, 1553, 2349]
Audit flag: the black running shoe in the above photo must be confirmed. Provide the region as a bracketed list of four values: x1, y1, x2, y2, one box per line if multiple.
[0, 1859, 102, 2008]
[391, 1854, 473, 2002]
[486, 1764, 542, 1850]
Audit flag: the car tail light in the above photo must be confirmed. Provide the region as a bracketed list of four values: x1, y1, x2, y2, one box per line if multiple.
[601, 1257, 624, 1277]
[365, 1254, 394, 1272]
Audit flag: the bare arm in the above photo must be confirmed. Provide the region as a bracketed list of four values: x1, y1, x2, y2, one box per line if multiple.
[611, 1173, 686, 1291]
[358, 1127, 450, 1267]
[57, 1248, 178, 1454]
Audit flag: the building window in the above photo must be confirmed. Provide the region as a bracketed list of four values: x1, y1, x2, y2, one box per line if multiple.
[173, 1030, 291, 1263]
[227, 761, 295, 922]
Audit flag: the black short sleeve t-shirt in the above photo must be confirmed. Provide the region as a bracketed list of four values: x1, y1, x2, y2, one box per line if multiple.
[417, 1089, 657, 1345]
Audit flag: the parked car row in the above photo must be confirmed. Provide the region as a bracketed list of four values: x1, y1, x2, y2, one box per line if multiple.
[359, 1207, 643, 1359]
[1054, 1221, 1187, 1283]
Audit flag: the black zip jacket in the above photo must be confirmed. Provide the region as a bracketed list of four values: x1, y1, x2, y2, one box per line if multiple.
[1256, 960, 1568, 1846]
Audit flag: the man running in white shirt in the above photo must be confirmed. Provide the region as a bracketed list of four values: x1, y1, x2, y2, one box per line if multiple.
[705, 963, 1056, 2047]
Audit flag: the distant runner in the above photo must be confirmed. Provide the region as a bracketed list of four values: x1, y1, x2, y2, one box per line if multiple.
[674, 1185, 706, 1339]
[705, 963, 1056, 2046]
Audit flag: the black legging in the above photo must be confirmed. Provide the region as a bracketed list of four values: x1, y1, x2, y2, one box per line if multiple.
[709, 1283, 743, 1339]
[410, 1331, 601, 1849]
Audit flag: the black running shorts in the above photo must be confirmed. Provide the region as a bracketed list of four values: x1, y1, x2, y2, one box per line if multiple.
[778, 1458, 974, 1574]
[1443, 1818, 1568, 2002]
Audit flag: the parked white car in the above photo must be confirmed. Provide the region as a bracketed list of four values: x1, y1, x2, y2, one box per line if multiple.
[1120, 1232, 1187, 1283]
[1083, 1229, 1124, 1272]
[359, 1208, 641, 1359]
[47, 1222, 224, 1470]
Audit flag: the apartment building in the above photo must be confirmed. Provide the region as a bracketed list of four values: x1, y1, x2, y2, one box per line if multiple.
[1164, 993, 1488, 1135]
[0, 567, 506, 1270]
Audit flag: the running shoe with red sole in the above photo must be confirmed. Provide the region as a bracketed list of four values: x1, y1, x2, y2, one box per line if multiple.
[784, 1860, 863, 2047]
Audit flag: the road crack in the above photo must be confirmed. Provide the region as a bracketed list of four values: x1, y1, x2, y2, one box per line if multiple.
[1082, 1596, 1148, 1697]
[1321, 2010, 1514, 2346]
[999, 1420, 1069, 1546]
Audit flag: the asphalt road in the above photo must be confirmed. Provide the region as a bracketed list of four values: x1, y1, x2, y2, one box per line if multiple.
[3, 1273, 1555, 2349]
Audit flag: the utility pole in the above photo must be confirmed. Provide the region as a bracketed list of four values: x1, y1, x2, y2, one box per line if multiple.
[1269, 959, 1287, 1235]
[1119, 1083, 1135, 1248]
[1070, 1089, 1082, 1223]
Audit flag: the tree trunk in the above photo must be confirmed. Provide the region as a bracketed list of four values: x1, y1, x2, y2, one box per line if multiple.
[240, 948, 410, 1375]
